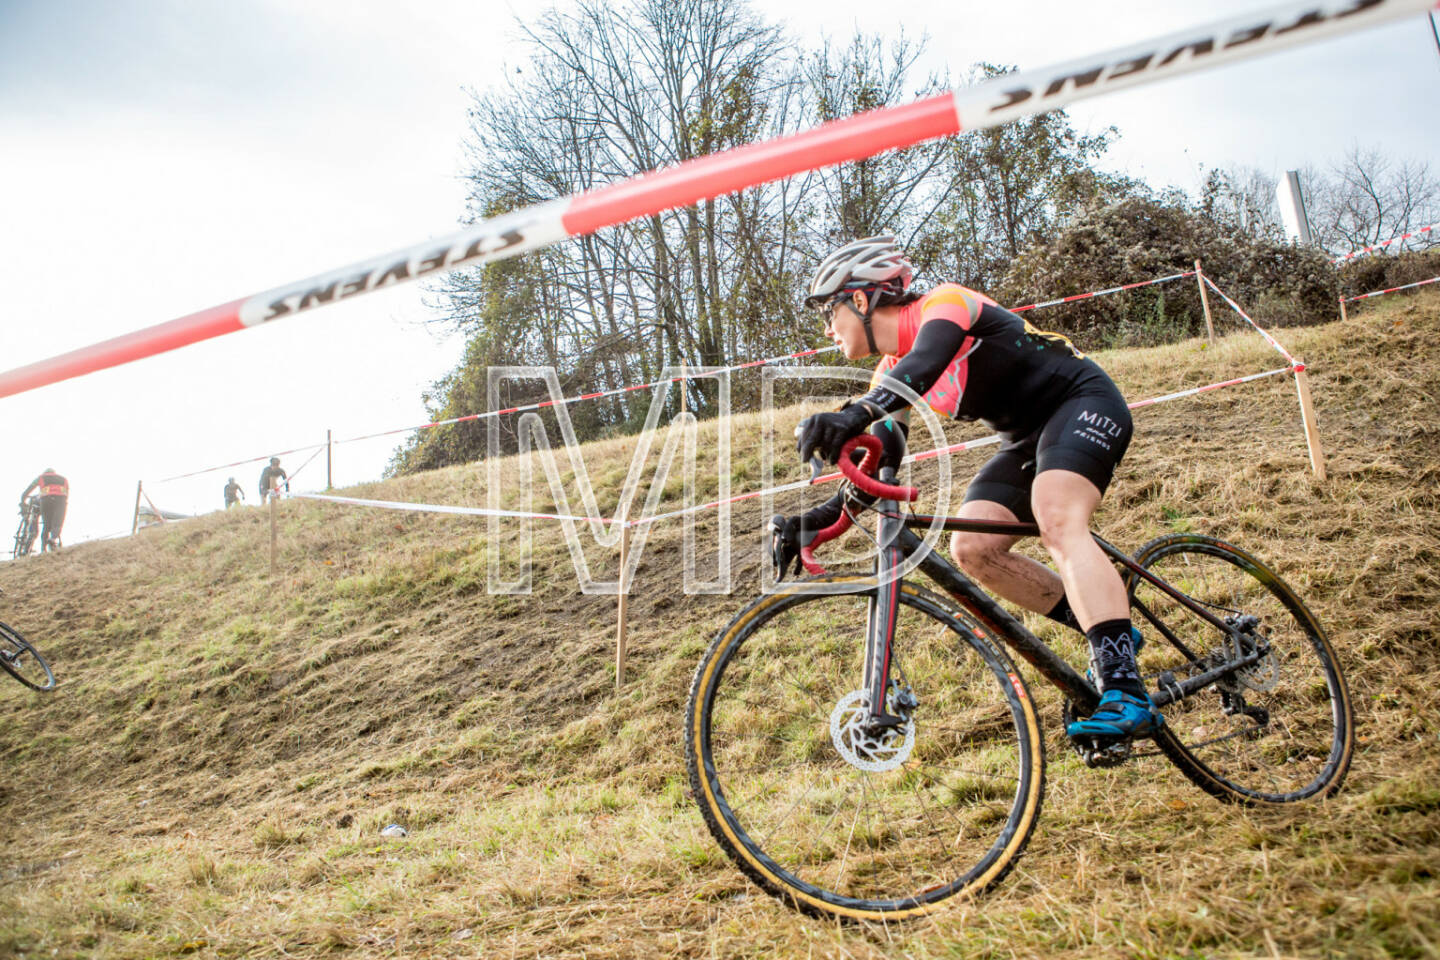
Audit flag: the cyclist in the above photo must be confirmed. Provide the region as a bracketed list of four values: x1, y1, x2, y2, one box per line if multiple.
[258, 458, 288, 504]
[19, 467, 68, 552]
[770, 236, 1158, 743]
[224, 477, 245, 509]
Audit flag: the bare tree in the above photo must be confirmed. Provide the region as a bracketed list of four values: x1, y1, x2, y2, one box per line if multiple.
[1199, 166, 1284, 241]
[924, 65, 1124, 291]
[397, 3, 1126, 471]
[1305, 146, 1440, 254]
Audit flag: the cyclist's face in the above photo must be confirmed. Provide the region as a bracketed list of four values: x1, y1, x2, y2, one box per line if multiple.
[820, 293, 871, 359]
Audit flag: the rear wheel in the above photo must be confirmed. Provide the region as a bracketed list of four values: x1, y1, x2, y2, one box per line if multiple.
[0, 621, 56, 692]
[1130, 534, 1352, 804]
[687, 577, 1045, 920]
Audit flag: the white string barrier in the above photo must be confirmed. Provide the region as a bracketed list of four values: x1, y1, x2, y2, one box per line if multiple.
[1331, 222, 1439, 263]
[2, 0, 1431, 401]
[291, 492, 624, 525]
[140, 269, 1306, 528]
[1201, 276, 1303, 368]
[1341, 273, 1440, 303]
[298, 364, 1293, 530]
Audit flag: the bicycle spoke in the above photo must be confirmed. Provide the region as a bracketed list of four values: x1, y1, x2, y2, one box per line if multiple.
[688, 584, 1041, 916]
[756, 776, 826, 859]
[906, 759, 1020, 787]
[719, 693, 832, 728]
[1134, 537, 1350, 803]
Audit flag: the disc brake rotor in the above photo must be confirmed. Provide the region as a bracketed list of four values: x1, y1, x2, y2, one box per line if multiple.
[829, 689, 915, 773]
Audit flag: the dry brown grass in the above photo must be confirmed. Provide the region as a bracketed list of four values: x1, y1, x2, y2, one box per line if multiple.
[1, 290, 1438, 959]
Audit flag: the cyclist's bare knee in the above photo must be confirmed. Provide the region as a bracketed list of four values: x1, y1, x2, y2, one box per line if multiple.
[949, 501, 1020, 576]
[1033, 471, 1101, 559]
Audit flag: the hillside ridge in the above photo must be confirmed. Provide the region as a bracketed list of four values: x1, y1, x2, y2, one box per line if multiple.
[3, 292, 1438, 959]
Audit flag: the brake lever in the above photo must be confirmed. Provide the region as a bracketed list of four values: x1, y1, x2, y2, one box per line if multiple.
[794, 423, 828, 484]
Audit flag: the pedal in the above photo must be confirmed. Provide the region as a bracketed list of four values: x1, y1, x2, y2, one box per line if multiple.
[1070, 734, 1133, 768]
[1062, 700, 1138, 768]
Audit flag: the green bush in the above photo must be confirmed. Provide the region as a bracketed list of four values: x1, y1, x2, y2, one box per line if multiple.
[995, 196, 1338, 348]
[1338, 249, 1440, 300]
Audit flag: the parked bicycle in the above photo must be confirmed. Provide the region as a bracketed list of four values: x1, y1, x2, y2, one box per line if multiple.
[0, 590, 55, 692]
[12, 496, 41, 558]
[686, 435, 1353, 921]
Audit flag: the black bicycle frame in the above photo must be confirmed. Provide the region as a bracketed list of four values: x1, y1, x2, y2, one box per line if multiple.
[855, 483, 1250, 723]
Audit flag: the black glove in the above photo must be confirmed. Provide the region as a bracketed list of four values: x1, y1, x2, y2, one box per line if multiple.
[767, 497, 845, 580]
[795, 400, 879, 465]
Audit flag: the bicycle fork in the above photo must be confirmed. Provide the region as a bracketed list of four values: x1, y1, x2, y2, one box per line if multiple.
[861, 483, 910, 734]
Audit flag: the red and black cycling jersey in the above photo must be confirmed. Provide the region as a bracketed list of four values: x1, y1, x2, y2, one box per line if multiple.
[862, 283, 1109, 438]
[28, 471, 68, 499]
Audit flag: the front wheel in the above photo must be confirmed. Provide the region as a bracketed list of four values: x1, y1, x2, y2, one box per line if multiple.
[1130, 534, 1352, 804]
[0, 621, 56, 692]
[12, 521, 32, 559]
[686, 576, 1045, 920]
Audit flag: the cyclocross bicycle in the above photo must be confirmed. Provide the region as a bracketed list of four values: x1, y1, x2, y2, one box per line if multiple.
[12, 496, 41, 558]
[0, 590, 55, 692]
[685, 435, 1353, 921]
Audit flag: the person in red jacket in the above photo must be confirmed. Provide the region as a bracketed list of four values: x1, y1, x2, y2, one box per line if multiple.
[20, 468, 68, 551]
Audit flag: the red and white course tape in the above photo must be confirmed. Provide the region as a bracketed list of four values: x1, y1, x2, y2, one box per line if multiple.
[1008, 271, 1194, 314]
[1331, 222, 1440, 263]
[153, 441, 327, 485]
[146, 264, 1212, 486]
[1, 0, 1432, 401]
[1201, 276, 1303, 369]
[632, 365, 1295, 529]
[1342, 274, 1440, 303]
[332, 346, 838, 446]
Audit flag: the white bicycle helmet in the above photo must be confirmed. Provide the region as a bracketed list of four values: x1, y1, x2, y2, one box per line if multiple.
[804, 235, 915, 308]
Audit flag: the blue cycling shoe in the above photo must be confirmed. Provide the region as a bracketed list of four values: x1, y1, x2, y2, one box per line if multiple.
[1066, 689, 1163, 740]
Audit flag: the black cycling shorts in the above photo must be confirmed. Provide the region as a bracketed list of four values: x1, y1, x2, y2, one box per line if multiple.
[962, 384, 1132, 523]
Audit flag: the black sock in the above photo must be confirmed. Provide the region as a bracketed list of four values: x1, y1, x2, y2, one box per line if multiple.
[1044, 595, 1083, 634]
[1085, 619, 1145, 698]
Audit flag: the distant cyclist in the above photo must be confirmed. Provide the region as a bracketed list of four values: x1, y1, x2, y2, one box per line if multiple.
[19, 468, 68, 552]
[771, 236, 1158, 744]
[258, 458, 288, 504]
[224, 477, 245, 509]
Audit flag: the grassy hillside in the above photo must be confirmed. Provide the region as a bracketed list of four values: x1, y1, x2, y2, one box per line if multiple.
[2, 290, 1438, 959]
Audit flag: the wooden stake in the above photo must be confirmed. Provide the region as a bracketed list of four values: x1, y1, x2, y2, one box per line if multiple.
[326, 429, 333, 490]
[1339, 296, 1349, 323]
[1293, 367, 1327, 481]
[615, 521, 631, 693]
[679, 364, 688, 415]
[269, 479, 279, 576]
[130, 481, 144, 535]
[1195, 259, 1216, 347]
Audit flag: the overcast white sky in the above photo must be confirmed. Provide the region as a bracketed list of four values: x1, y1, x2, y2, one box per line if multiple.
[2, 0, 1437, 549]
